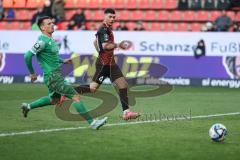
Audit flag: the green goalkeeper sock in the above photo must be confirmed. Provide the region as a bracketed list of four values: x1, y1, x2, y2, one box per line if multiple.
[29, 96, 52, 109]
[72, 101, 93, 124]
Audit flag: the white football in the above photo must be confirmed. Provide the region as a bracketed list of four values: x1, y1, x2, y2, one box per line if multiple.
[209, 123, 228, 142]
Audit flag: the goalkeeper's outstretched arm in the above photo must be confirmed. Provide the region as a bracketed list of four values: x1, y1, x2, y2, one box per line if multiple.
[24, 51, 37, 82]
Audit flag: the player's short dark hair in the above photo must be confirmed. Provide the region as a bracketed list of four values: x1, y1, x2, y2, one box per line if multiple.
[37, 16, 52, 29]
[104, 8, 115, 14]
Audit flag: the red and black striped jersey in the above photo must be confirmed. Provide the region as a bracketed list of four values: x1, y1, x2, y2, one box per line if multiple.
[95, 23, 115, 65]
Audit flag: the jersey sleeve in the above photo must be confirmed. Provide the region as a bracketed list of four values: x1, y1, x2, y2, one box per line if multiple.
[97, 29, 109, 43]
[95, 28, 109, 52]
[29, 39, 46, 54]
[24, 51, 35, 74]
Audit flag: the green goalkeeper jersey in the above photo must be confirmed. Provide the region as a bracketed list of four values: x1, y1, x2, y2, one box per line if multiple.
[25, 34, 63, 83]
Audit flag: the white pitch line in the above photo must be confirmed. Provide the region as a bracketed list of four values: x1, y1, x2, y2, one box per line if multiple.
[0, 112, 239, 138]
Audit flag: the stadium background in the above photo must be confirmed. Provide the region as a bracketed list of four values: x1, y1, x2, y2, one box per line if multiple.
[0, 0, 240, 31]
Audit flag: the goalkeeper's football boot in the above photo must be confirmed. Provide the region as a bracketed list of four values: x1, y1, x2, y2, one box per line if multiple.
[122, 110, 140, 120]
[21, 103, 30, 118]
[90, 117, 108, 130]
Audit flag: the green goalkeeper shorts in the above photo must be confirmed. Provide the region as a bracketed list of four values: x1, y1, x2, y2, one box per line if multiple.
[47, 70, 77, 99]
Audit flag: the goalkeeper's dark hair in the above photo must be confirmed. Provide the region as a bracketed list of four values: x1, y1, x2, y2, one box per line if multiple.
[104, 8, 115, 14]
[37, 16, 52, 30]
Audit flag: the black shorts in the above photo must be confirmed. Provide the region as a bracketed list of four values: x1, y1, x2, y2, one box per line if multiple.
[92, 64, 124, 84]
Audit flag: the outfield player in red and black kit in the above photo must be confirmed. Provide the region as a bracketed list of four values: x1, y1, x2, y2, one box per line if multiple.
[75, 8, 140, 120]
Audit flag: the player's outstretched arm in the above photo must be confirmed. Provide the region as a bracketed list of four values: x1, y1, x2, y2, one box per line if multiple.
[24, 51, 37, 82]
[24, 51, 35, 74]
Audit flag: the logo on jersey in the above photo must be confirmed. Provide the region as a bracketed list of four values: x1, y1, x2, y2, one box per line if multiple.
[98, 76, 104, 82]
[103, 34, 109, 42]
[34, 43, 40, 50]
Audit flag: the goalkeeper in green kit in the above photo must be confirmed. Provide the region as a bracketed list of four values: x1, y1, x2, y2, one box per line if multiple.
[22, 16, 107, 130]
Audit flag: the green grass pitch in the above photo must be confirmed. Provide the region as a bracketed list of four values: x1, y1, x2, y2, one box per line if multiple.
[0, 84, 240, 160]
